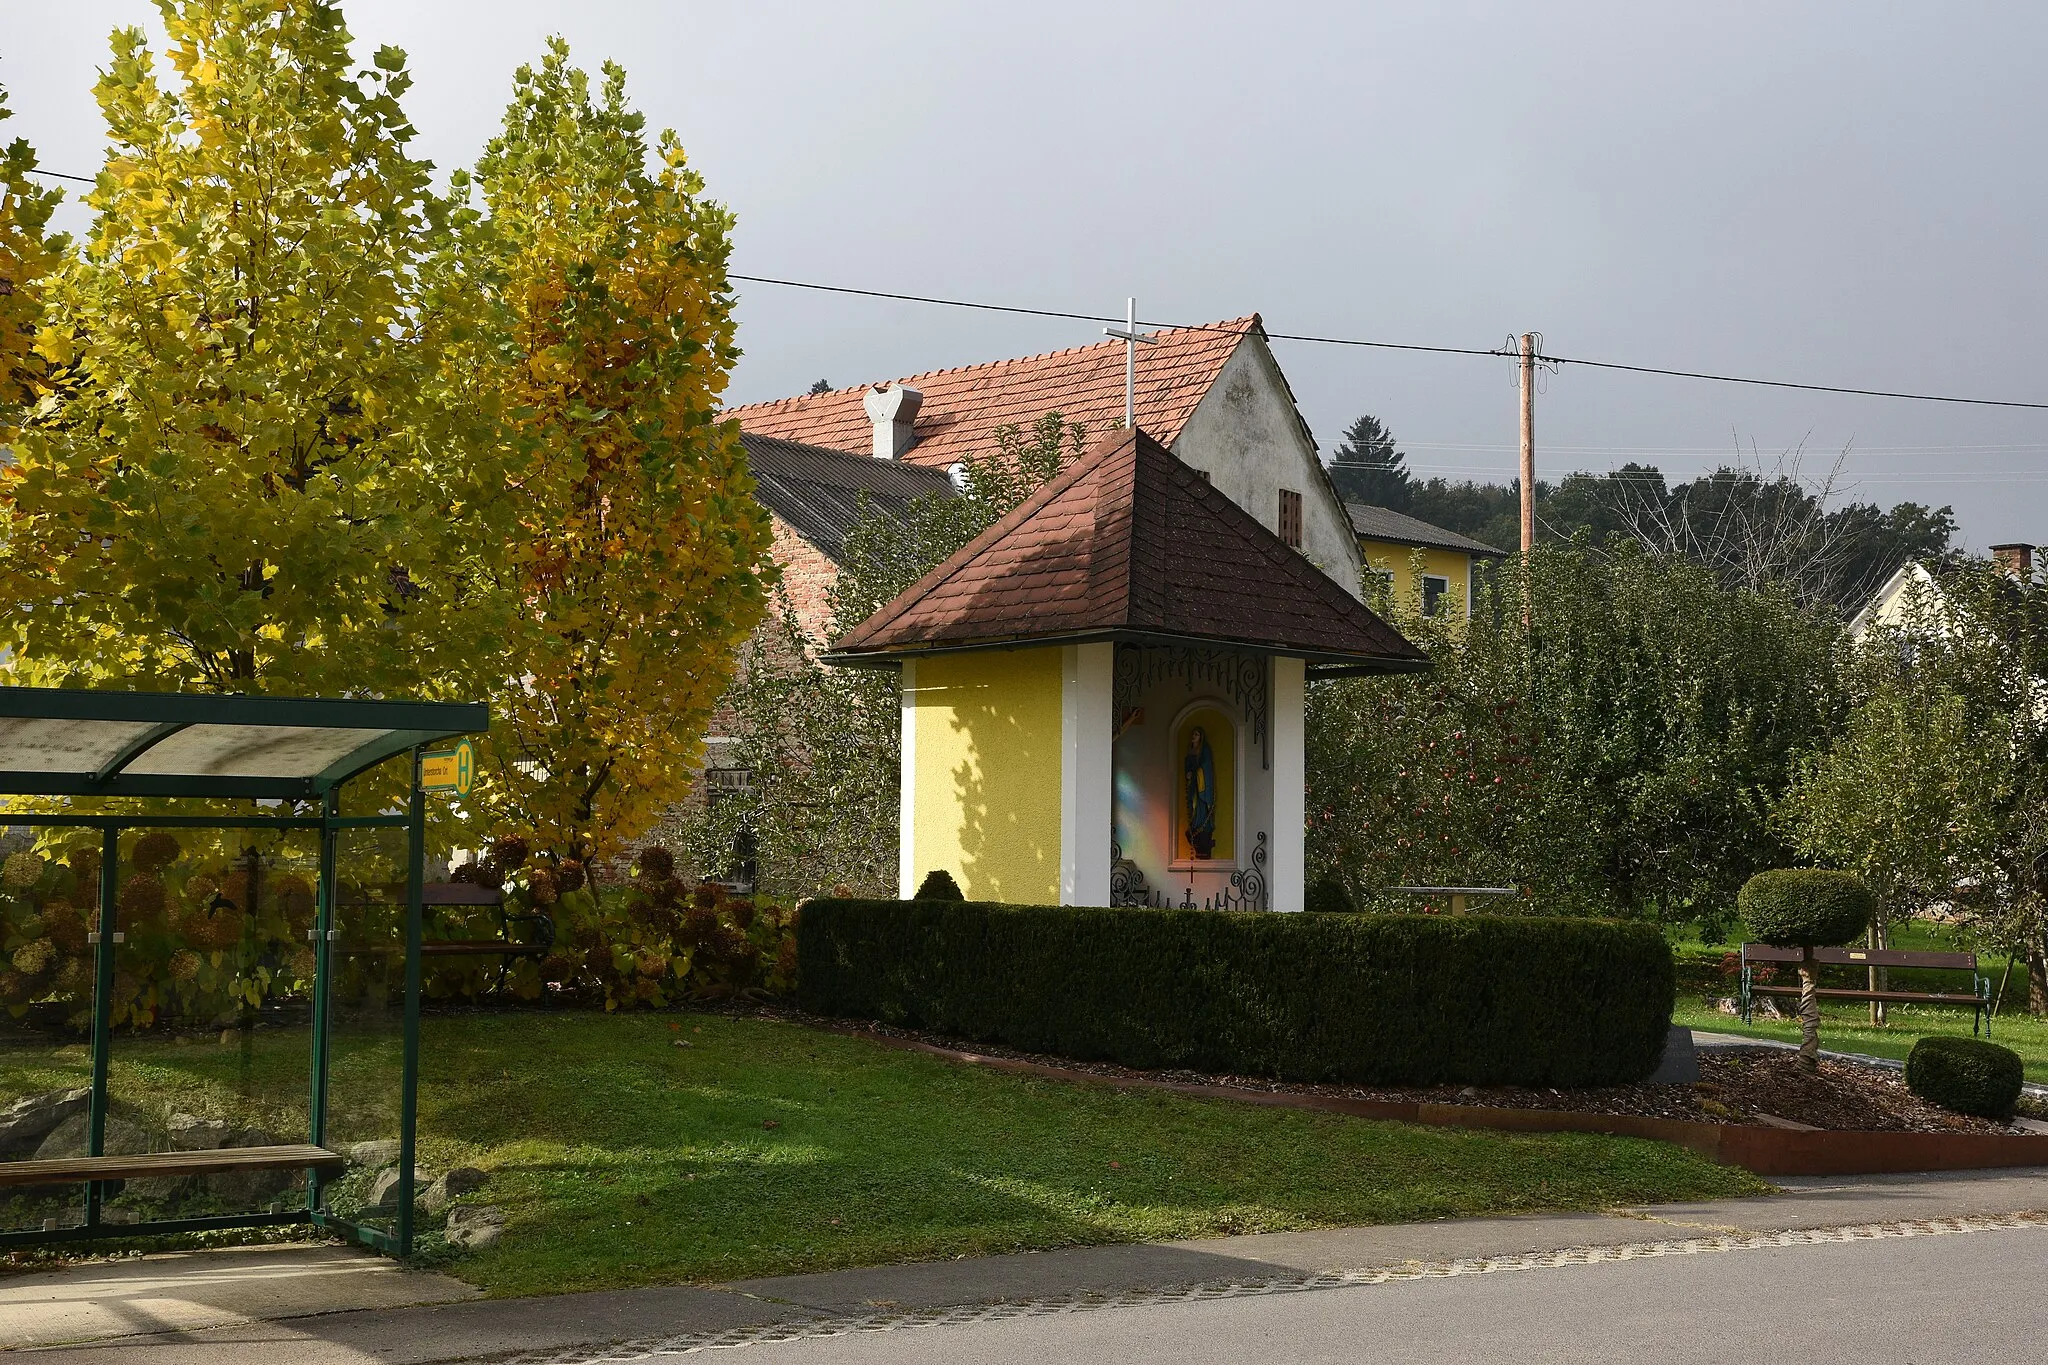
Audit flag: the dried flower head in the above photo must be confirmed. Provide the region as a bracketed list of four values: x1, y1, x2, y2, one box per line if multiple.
[168, 950, 202, 982]
[636, 846, 675, 880]
[491, 835, 530, 870]
[11, 939, 56, 976]
[1, 851, 44, 890]
[556, 859, 586, 892]
[118, 873, 168, 926]
[130, 831, 184, 874]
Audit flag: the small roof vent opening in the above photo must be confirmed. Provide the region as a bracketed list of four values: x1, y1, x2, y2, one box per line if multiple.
[862, 383, 923, 460]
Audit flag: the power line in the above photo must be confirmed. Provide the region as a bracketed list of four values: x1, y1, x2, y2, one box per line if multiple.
[728, 274, 1512, 361]
[21, 167, 94, 184]
[730, 273, 2048, 413]
[1545, 353, 2048, 413]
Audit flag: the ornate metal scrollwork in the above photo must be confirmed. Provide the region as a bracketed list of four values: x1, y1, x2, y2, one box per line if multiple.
[1109, 837, 1163, 908]
[1112, 643, 1270, 769]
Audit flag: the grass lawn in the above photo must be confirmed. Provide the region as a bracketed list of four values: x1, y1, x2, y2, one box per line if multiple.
[1675, 998, 2048, 1085]
[2, 1010, 1765, 1296]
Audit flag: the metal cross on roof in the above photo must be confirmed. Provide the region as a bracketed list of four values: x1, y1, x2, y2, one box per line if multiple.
[1103, 297, 1158, 431]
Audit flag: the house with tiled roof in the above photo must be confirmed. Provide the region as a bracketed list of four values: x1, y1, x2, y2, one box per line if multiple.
[1346, 504, 1508, 620]
[728, 316, 1366, 640]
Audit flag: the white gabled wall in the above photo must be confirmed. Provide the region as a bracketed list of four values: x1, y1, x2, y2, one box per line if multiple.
[1170, 334, 1365, 600]
[897, 658, 918, 898]
[1060, 642, 1114, 905]
[1269, 656, 1306, 912]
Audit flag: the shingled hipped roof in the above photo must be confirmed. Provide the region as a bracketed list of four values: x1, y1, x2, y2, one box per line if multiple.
[728, 318, 1257, 470]
[828, 428, 1429, 674]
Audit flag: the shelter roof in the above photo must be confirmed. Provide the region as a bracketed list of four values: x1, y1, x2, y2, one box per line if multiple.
[828, 428, 1428, 674]
[1345, 503, 1509, 558]
[0, 687, 488, 800]
[727, 318, 1257, 470]
[744, 432, 955, 563]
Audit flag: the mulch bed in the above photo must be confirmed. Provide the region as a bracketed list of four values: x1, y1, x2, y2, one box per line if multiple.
[788, 1011, 2012, 1136]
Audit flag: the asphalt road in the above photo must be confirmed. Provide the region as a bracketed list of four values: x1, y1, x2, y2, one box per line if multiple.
[729, 1224, 2047, 1365]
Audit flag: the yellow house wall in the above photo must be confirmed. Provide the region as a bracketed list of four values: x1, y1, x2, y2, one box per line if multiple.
[1359, 540, 1476, 618]
[911, 647, 1064, 904]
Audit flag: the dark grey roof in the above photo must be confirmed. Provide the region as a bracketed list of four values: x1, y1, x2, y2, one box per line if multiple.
[743, 433, 956, 563]
[1345, 504, 1508, 558]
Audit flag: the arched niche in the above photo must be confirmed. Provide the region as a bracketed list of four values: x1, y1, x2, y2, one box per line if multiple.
[1169, 699, 1238, 869]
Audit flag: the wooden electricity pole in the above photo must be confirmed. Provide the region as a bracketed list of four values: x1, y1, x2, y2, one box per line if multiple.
[1518, 332, 1536, 555]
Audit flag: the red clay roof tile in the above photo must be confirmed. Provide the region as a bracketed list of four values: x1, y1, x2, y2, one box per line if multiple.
[828, 428, 1428, 670]
[727, 318, 1258, 468]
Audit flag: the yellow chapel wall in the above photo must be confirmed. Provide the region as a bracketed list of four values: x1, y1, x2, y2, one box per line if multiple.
[910, 647, 1064, 904]
[1359, 540, 1477, 620]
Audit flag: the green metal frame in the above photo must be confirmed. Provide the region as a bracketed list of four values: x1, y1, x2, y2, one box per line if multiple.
[0, 688, 484, 1256]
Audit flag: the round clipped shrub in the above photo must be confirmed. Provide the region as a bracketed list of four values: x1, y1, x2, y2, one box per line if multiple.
[1305, 877, 1355, 914]
[913, 869, 965, 901]
[1906, 1036, 2024, 1118]
[1738, 869, 1873, 947]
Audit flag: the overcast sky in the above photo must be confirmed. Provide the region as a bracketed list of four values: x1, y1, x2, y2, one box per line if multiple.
[9, 1, 2046, 549]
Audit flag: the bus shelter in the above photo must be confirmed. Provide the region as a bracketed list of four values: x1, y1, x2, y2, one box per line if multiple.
[0, 686, 487, 1256]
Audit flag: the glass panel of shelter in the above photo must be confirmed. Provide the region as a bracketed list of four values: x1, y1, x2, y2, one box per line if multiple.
[0, 832, 99, 1235]
[320, 823, 413, 1240]
[101, 826, 320, 1228]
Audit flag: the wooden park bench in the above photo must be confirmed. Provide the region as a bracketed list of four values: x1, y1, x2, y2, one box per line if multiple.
[0, 1144, 344, 1189]
[1389, 885, 1521, 915]
[1739, 943, 1993, 1035]
[338, 882, 556, 991]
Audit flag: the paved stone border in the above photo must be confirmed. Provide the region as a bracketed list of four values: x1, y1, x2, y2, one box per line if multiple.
[506, 1212, 2048, 1362]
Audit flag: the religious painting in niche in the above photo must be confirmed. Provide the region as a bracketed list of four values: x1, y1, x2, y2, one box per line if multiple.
[1173, 705, 1235, 864]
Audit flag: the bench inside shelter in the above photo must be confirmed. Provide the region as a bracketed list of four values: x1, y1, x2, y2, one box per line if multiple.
[1739, 943, 1993, 1035]
[0, 1144, 345, 1189]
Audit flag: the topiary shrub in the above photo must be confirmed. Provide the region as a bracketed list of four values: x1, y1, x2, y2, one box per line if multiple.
[799, 900, 1674, 1087]
[1905, 1036, 2024, 1119]
[1304, 877, 1355, 914]
[913, 869, 964, 901]
[1739, 869, 1874, 1068]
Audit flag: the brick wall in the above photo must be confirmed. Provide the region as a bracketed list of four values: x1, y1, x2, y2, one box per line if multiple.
[639, 514, 844, 875]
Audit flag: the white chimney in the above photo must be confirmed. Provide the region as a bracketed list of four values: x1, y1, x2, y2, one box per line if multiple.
[862, 384, 923, 460]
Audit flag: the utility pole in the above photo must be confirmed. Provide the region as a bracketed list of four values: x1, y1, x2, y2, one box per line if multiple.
[1518, 332, 1536, 555]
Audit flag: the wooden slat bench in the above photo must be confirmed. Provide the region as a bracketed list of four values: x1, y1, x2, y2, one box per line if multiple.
[1740, 943, 1993, 1035]
[0, 1144, 345, 1188]
[338, 882, 555, 988]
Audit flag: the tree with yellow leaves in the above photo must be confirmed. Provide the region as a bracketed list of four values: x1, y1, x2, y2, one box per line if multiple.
[450, 41, 773, 859]
[0, 1, 499, 697]
[0, 84, 64, 431]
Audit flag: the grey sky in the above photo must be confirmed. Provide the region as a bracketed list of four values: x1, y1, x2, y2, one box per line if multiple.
[9, 1, 2045, 549]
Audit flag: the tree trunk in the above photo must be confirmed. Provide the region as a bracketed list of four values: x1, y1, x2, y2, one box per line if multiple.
[1868, 916, 1889, 1026]
[1799, 948, 1821, 1069]
[2029, 935, 2048, 1017]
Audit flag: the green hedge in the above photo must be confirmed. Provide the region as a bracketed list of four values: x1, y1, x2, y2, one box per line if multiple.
[1905, 1036, 2023, 1118]
[798, 901, 1674, 1087]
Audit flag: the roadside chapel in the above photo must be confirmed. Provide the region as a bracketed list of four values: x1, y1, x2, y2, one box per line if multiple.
[827, 428, 1428, 913]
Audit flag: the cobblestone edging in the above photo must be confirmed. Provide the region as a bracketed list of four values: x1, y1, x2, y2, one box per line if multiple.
[507, 1211, 2048, 1363]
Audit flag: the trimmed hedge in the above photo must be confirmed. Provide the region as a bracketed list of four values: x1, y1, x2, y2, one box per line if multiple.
[1905, 1036, 2024, 1118]
[1738, 869, 1873, 948]
[798, 901, 1675, 1087]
